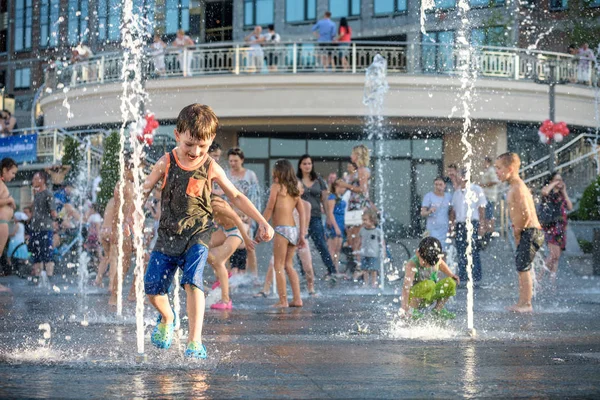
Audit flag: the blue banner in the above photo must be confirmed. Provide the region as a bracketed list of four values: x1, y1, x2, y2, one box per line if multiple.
[0, 134, 38, 164]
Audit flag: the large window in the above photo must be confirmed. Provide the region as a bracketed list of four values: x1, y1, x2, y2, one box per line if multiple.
[470, 27, 507, 47]
[134, 0, 155, 37]
[549, 0, 568, 9]
[68, 0, 89, 45]
[166, 0, 190, 35]
[469, 0, 504, 7]
[434, 0, 455, 9]
[14, 0, 33, 51]
[374, 0, 407, 14]
[244, 0, 274, 26]
[40, 0, 59, 48]
[330, 0, 360, 18]
[421, 31, 455, 73]
[97, 0, 121, 42]
[286, 0, 316, 22]
[15, 68, 31, 89]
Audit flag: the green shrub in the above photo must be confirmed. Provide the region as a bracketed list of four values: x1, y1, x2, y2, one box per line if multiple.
[61, 136, 83, 185]
[577, 175, 600, 221]
[578, 239, 594, 254]
[97, 131, 121, 214]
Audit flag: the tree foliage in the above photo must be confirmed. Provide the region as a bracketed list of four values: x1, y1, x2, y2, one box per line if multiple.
[61, 136, 83, 185]
[97, 131, 121, 214]
[578, 174, 600, 221]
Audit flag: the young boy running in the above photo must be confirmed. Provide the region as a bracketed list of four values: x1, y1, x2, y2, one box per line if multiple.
[495, 153, 544, 313]
[142, 104, 273, 359]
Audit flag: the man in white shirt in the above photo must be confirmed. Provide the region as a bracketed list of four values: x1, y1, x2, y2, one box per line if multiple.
[450, 168, 487, 285]
[480, 156, 500, 241]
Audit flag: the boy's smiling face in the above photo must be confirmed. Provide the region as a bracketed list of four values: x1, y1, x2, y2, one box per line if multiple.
[174, 130, 215, 165]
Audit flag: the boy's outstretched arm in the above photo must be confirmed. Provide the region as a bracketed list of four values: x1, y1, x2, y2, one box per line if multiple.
[438, 260, 459, 283]
[212, 162, 274, 242]
[211, 196, 255, 251]
[142, 155, 168, 204]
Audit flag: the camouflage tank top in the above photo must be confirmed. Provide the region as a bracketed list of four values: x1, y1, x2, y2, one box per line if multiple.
[154, 151, 214, 256]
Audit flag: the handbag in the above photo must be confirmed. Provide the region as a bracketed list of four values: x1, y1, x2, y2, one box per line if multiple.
[537, 197, 562, 225]
[345, 209, 363, 226]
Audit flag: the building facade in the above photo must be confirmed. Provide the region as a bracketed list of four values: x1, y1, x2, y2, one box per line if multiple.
[2, 0, 599, 127]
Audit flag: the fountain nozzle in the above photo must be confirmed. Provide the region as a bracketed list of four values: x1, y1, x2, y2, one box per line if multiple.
[467, 328, 477, 338]
[135, 353, 147, 363]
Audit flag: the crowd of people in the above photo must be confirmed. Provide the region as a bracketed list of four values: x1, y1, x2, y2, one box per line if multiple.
[0, 103, 577, 358]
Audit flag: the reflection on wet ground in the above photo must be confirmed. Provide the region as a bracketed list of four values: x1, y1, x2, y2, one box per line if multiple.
[1, 239, 599, 398]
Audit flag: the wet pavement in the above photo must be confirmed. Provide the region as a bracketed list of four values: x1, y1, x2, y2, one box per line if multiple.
[1, 238, 600, 399]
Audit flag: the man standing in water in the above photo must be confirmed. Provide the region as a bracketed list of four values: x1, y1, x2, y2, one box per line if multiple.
[495, 153, 544, 313]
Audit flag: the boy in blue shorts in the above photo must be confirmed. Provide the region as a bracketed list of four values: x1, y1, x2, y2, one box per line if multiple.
[400, 237, 460, 320]
[141, 104, 274, 359]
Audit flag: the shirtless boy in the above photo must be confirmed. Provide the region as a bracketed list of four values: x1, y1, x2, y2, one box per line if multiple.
[495, 153, 544, 313]
[0, 158, 18, 292]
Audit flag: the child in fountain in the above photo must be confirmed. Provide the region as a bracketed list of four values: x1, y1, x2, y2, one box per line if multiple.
[0, 158, 18, 292]
[208, 195, 256, 310]
[108, 158, 136, 305]
[142, 104, 273, 359]
[495, 153, 544, 313]
[261, 159, 307, 308]
[359, 209, 384, 288]
[30, 170, 58, 281]
[400, 237, 460, 320]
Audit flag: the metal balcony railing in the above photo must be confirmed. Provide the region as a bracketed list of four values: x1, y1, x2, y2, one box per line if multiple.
[9, 127, 107, 179]
[41, 41, 598, 93]
[520, 133, 600, 199]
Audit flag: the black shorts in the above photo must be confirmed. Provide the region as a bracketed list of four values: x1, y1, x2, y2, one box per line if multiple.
[31, 230, 54, 264]
[230, 248, 247, 270]
[515, 228, 544, 272]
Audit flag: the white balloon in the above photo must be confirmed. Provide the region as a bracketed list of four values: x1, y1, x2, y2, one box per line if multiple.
[553, 133, 564, 143]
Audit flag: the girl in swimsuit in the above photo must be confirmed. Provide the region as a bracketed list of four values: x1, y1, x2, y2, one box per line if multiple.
[0, 158, 18, 293]
[261, 160, 307, 308]
[208, 196, 255, 310]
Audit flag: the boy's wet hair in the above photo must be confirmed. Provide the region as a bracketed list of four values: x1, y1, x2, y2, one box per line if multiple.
[496, 152, 521, 170]
[208, 142, 222, 153]
[363, 208, 379, 226]
[35, 170, 50, 184]
[418, 237, 443, 266]
[1, 157, 17, 172]
[176, 104, 219, 141]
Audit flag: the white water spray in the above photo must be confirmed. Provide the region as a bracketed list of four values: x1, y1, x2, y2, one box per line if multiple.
[420, 0, 435, 35]
[456, 0, 478, 336]
[117, 0, 152, 355]
[363, 54, 389, 289]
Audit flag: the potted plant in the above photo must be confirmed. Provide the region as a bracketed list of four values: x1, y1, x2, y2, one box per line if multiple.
[569, 175, 600, 243]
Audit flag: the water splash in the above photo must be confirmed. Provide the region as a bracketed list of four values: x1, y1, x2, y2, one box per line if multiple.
[420, 0, 435, 35]
[115, 0, 152, 356]
[456, 0, 477, 335]
[363, 54, 389, 289]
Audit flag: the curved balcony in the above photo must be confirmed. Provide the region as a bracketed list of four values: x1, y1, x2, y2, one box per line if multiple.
[39, 41, 599, 129]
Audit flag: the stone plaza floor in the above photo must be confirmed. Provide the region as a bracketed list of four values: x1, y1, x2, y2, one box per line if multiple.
[1, 238, 599, 398]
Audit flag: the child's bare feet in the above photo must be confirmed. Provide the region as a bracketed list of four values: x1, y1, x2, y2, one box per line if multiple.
[289, 300, 303, 307]
[108, 294, 117, 306]
[0, 284, 11, 293]
[271, 301, 289, 308]
[127, 293, 137, 302]
[506, 304, 533, 313]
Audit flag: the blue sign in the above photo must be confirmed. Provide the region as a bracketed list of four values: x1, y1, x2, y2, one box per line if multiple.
[0, 134, 38, 164]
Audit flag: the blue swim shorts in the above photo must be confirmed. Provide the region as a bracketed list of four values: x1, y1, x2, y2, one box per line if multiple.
[144, 244, 208, 295]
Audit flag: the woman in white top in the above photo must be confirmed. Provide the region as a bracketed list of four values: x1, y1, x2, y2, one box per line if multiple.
[172, 29, 194, 77]
[151, 34, 167, 76]
[226, 147, 262, 279]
